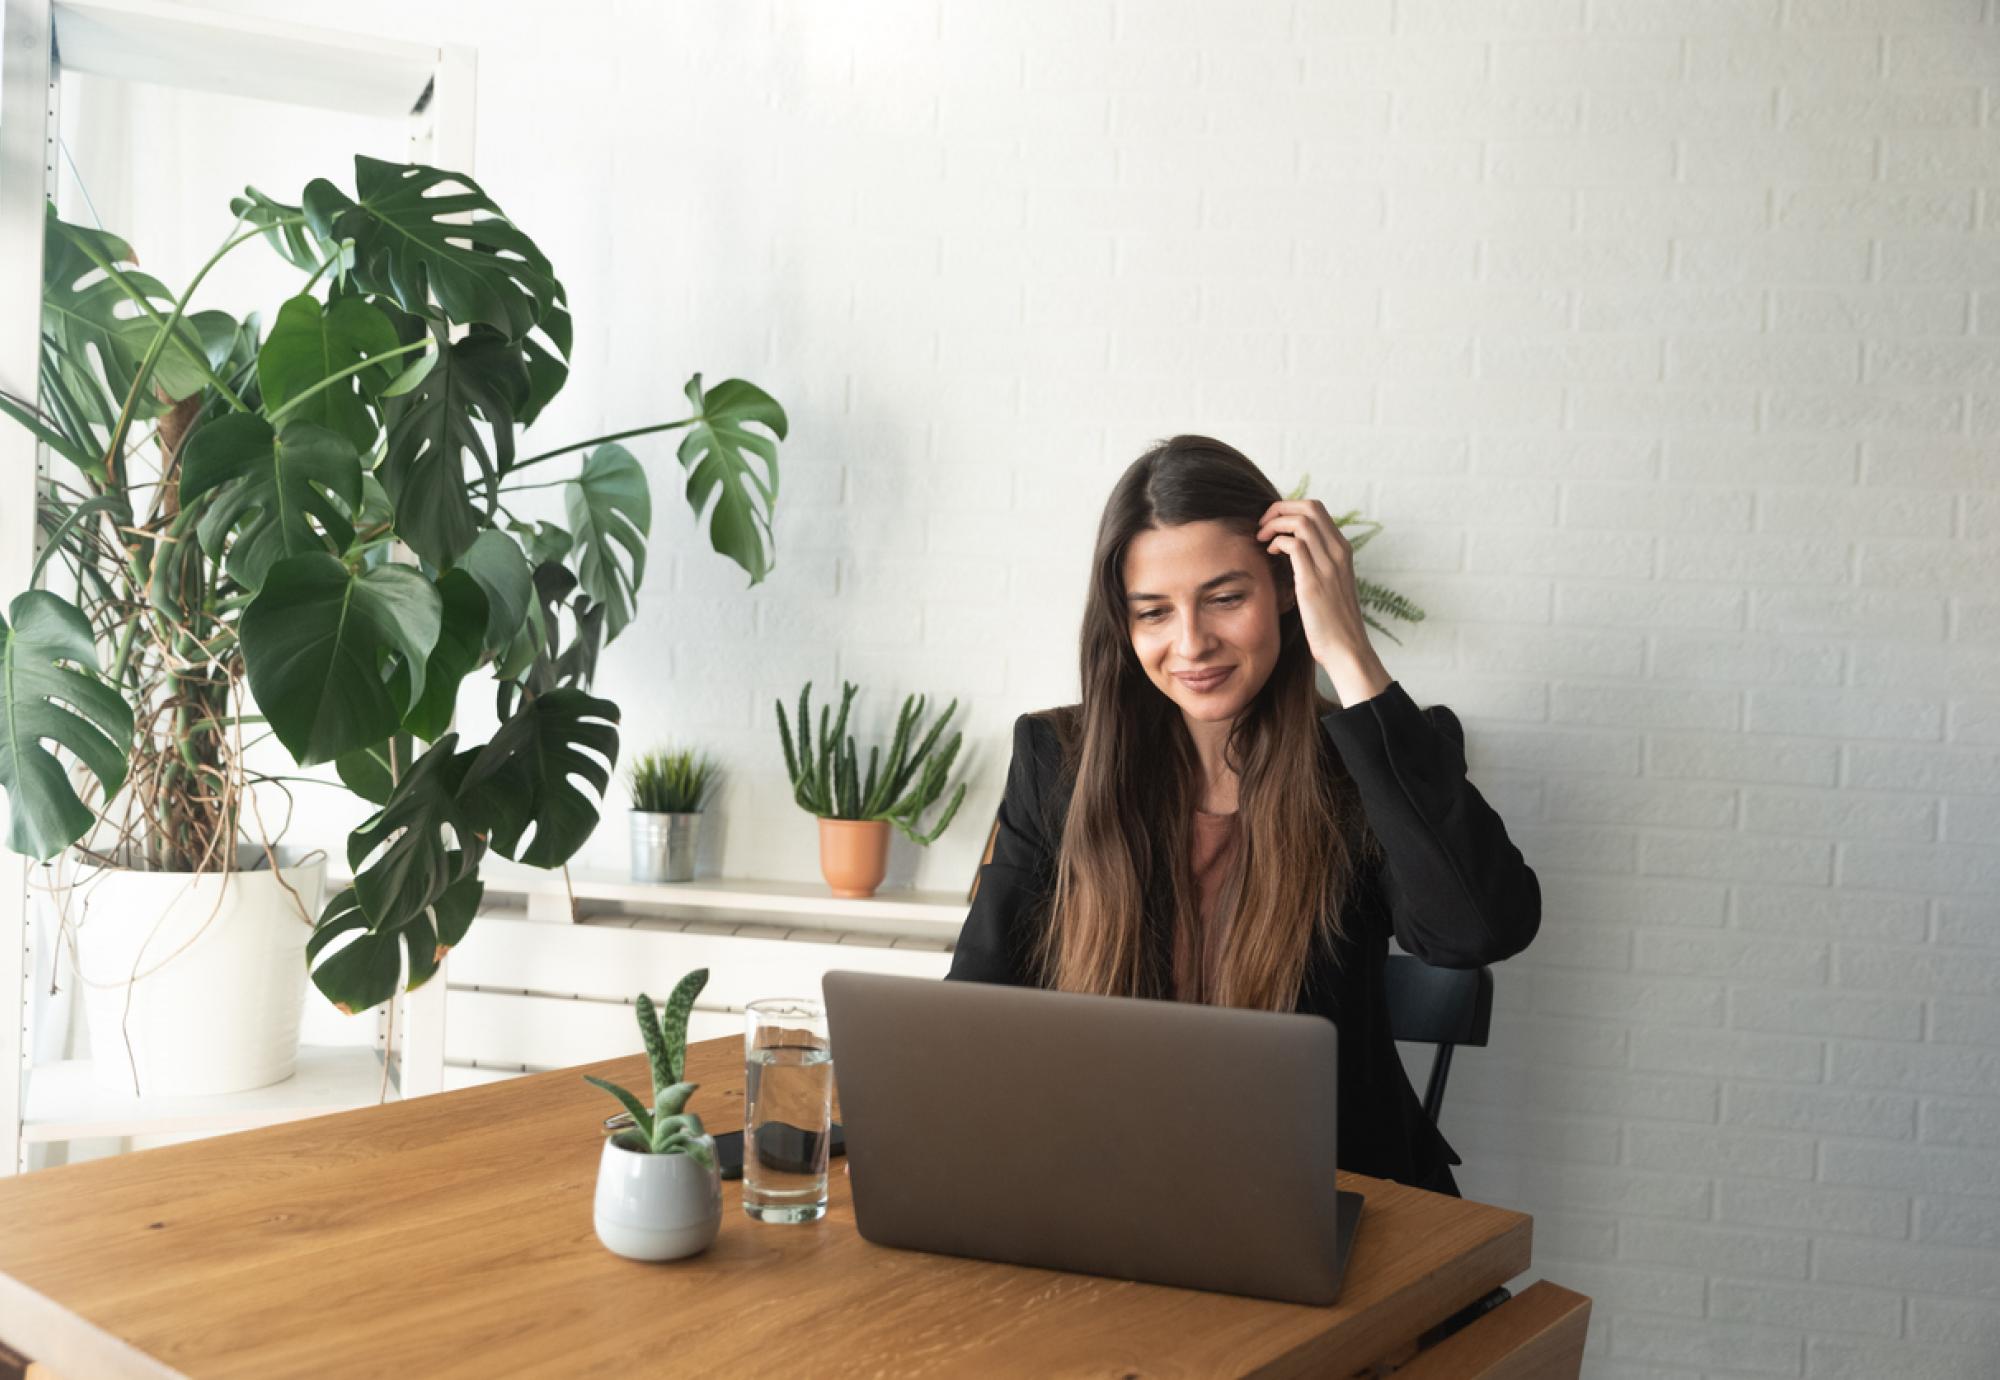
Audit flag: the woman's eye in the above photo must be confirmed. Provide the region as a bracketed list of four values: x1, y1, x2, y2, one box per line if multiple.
[1135, 596, 1239, 623]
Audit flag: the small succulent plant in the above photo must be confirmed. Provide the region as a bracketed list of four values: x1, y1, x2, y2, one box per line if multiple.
[585, 968, 715, 1167]
[776, 680, 967, 845]
[628, 745, 722, 814]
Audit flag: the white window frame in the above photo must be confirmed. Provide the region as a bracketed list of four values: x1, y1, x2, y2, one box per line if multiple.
[2, 0, 473, 1174]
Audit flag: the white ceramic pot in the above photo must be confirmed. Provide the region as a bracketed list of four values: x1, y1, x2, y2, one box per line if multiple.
[593, 1136, 723, 1261]
[71, 849, 325, 1097]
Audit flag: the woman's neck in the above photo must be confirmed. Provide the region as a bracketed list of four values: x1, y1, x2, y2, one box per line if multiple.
[1184, 714, 1239, 814]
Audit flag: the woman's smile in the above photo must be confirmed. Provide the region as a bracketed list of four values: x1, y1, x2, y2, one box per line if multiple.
[1175, 666, 1235, 692]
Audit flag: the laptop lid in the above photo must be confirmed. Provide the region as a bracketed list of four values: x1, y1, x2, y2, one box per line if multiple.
[822, 970, 1364, 1306]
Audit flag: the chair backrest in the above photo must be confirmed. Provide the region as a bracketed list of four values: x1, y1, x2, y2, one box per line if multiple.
[1383, 955, 1494, 1127]
[1384, 957, 1493, 1047]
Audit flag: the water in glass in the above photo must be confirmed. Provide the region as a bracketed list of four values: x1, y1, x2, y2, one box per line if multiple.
[743, 1007, 833, 1224]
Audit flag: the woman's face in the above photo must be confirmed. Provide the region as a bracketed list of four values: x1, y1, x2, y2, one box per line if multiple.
[1120, 519, 1293, 729]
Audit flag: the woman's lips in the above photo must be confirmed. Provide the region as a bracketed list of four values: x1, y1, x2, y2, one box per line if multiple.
[1175, 667, 1234, 693]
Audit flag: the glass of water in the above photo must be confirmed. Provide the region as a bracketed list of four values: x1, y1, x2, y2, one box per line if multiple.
[742, 997, 833, 1223]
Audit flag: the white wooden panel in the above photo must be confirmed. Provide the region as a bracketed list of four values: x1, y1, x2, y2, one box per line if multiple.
[444, 932, 950, 1071]
[53, 0, 436, 115]
[477, 860, 968, 936]
[684, 1009, 744, 1045]
[445, 991, 635, 1069]
[444, 994, 768, 1070]
[448, 914, 953, 1009]
[442, 1064, 521, 1092]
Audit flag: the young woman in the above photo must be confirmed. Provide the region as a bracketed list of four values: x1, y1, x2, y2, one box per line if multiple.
[947, 435, 1541, 1196]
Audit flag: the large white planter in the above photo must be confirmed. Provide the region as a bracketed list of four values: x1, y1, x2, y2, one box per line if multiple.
[593, 1136, 723, 1261]
[71, 850, 326, 1097]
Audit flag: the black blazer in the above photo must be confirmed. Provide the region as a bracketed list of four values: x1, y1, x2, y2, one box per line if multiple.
[945, 679, 1542, 1189]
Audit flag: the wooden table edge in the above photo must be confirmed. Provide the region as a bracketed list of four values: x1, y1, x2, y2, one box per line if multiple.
[1380, 1280, 1592, 1379]
[0, 1270, 181, 1380]
[1248, 1207, 1534, 1378]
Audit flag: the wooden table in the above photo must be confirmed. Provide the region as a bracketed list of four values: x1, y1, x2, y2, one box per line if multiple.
[0, 1036, 1587, 1378]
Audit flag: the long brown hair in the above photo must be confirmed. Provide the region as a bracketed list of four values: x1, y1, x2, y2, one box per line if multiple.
[1033, 436, 1375, 1012]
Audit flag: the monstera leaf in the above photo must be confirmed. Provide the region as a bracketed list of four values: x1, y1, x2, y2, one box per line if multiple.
[497, 559, 603, 708]
[493, 587, 548, 687]
[257, 293, 401, 452]
[400, 569, 488, 742]
[454, 529, 533, 654]
[42, 208, 230, 421]
[677, 374, 787, 585]
[180, 415, 363, 591]
[0, 388, 96, 478]
[309, 849, 483, 1014]
[342, 734, 484, 933]
[0, 592, 134, 860]
[302, 157, 561, 342]
[458, 688, 619, 867]
[381, 326, 531, 570]
[111, 311, 236, 405]
[565, 443, 650, 642]
[239, 554, 441, 765]
[334, 731, 413, 808]
[518, 298, 572, 427]
[317, 733, 491, 1010]
[306, 888, 394, 1015]
[229, 186, 340, 273]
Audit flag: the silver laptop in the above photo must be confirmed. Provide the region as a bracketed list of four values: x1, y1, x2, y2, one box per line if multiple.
[821, 970, 1365, 1305]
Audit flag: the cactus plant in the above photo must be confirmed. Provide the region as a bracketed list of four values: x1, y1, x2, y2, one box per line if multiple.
[584, 967, 715, 1165]
[776, 680, 967, 846]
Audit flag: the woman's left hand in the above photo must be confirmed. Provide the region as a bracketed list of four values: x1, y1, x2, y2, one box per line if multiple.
[1256, 499, 1393, 702]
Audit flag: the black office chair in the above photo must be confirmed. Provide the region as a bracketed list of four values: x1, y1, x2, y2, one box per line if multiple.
[1383, 955, 1494, 1126]
[1382, 955, 1510, 1352]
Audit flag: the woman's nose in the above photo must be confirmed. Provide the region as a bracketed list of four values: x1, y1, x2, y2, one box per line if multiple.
[1174, 609, 1213, 656]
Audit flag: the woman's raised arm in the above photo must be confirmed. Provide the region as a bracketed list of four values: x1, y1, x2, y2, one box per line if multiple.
[1320, 681, 1541, 969]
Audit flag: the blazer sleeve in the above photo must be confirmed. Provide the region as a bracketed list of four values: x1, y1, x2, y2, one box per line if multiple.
[946, 713, 1059, 987]
[1320, 680, 1541, 969]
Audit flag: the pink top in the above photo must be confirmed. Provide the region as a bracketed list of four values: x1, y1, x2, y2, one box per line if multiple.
[1175, 809, 1241, 1003]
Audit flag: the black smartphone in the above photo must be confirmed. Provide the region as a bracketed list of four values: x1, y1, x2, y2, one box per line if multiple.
[713, 1121, 846, 1181]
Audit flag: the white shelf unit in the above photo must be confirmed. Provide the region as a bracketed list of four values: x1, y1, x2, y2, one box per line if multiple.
[437, 867, 965, 1090]
[13, 871, 969, 1148]
[482, 860, 971, 935]
[21, 1046, 398, 1145]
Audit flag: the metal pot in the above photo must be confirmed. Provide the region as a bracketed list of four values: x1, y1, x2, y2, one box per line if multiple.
[630, 810, 702, 883]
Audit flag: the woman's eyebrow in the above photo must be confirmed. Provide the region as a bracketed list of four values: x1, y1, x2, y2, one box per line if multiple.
[1125, 570, 1253, 603]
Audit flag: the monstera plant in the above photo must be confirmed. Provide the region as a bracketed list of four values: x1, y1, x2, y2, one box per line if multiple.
[0, 156, 788, 1018]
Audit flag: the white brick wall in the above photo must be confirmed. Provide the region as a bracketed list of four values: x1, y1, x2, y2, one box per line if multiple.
[71, 0, 2000, 1372]
[584, 5, 2000, 1374]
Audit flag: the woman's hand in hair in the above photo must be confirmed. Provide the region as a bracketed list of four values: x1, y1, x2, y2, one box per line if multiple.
[1256, 499, 1394, 706]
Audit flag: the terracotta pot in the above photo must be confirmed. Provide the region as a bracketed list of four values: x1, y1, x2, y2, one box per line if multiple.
[818, 818, 890, 898]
